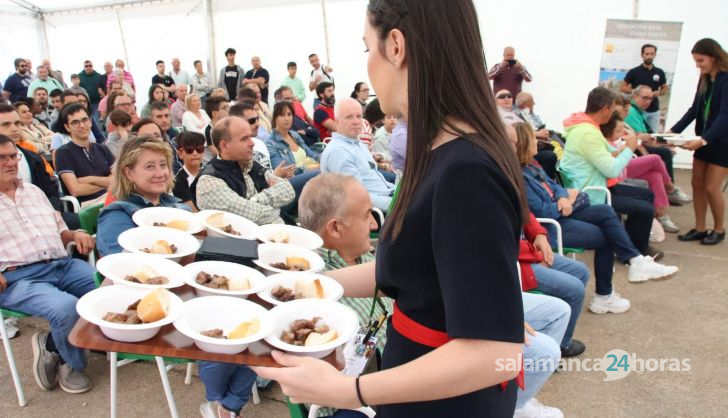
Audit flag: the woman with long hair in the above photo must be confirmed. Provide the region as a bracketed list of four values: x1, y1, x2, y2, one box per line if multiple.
[140, 84, 167, 118]
[671, 38, 728, 245]
[253, 1, 528, 416]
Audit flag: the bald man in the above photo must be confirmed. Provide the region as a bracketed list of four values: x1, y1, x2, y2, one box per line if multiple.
[244, 56, 270, 104]
[320, 98, 395, 211]
[488, 46, 532, 97]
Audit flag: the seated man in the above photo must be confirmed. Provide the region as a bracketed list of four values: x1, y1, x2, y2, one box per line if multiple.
[149, 101, 183, 173]
[191, 116, 295, 225]
[559, 87, 662, 258]
[0, 133, 96, 394]
[55, 103, 115, 207]
[320, 98, 395, 211]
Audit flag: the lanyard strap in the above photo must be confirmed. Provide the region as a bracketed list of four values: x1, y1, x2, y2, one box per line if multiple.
[704, 86, 714, 124]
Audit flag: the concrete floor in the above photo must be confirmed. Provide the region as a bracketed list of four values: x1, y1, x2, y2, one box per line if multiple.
[1, 169, 726, 418]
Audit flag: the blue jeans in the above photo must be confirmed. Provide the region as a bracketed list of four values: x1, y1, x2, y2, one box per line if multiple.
[198, 361, 257, 414]
[558, 204, 641, 295]
[378, 169, 396, 184]
[609, 184, 655, 254]
[90, 102, 100, 128]
[530, 255, 589, 347]
[282, 169, 320, 216]
[518, 292, 569, 409]
[0, 257, 96, 370]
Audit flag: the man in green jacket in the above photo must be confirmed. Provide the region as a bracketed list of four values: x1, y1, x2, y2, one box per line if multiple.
[559, 87, 664, 259]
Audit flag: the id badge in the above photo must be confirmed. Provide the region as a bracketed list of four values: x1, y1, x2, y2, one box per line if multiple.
[342, 329, 378, 377]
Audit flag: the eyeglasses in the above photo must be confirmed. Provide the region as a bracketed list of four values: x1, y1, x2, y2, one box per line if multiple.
[84, 64, 93, 68]
[281, 97, 294, 102]
[246, 116, 259, 125]
[0, 152, 21, 164]
[67, 117, 91, 127]
[639, 95, 653, 101]
[181, 144, 205, 154]
[116, 102, 133, 107]
[496, 94, 513, 99]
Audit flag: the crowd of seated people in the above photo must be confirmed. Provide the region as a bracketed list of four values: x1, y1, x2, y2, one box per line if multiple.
[0, 49, 702, 418]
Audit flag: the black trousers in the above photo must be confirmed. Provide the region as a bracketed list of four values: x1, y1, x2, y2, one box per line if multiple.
[609, 183, 655, 254]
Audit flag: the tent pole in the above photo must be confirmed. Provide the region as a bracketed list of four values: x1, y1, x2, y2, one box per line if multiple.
[632, 0, 639, 19]
[115, 10, 130, 70]
[321, 0, 331, 65]
[37, 12, 51, 60]
[203, 0, 217, 83]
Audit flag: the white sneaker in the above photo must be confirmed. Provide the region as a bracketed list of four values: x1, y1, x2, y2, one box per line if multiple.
[658, 215, 680, 233]
[589, 292, 631, 314]
[4, 318, 20, 339]
[199, 401, 239, 418]
[514, 398, 564, 418]
[668, 187, 692, 204]
[628, 255, 679, 283]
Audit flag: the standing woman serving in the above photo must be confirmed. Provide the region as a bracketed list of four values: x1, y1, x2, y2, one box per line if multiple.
[253, 1, 527, 416]
[671, 38, 728, 245]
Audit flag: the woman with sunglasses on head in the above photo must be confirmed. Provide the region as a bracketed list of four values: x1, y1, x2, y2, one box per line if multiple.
[172, 131, 206, 211]
[253, 1, 526, 416]
[669, 38, 728, 246]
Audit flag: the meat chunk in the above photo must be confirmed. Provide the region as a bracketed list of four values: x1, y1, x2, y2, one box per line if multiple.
[271, 285, 295, 302]
[201, 329, 225, 338]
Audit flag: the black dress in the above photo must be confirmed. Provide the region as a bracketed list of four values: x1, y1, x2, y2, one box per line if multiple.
[375, 138, 524, 417]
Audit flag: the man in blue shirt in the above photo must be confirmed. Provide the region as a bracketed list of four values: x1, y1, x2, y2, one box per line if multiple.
[320, 98, 394, 211]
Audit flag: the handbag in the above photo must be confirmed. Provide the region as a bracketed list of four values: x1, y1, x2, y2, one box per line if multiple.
[195, 236, 259, 268]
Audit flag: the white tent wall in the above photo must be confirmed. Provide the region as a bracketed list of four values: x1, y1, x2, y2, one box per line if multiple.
[2, 0, 727, 154]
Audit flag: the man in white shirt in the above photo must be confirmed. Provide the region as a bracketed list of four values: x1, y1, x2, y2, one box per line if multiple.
[169, 58, 192, 87]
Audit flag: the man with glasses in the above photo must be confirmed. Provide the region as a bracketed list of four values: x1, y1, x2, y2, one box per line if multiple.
[488, 46, 533, 97]
[55, 103, 114, 207]
[77, 60, 104, 125]
[3, 59, 32, 102]
[191, 116, 294, 225]
[0, 133, 97, 395]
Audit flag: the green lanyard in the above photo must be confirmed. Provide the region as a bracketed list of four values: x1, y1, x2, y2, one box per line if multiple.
[703, 83, 714, 124]
[362, 286, 388, 344]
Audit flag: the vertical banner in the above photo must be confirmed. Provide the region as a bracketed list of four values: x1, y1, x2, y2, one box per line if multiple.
[598, 19, 683, 131]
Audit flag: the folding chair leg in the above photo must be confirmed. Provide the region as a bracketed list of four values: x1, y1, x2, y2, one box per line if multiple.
[155, 356, 180, 418]
[251, 382, 260, 405]
[110, 351, 117, 418]
[0, 312, 26, 407]
[184, 362, 193, 385]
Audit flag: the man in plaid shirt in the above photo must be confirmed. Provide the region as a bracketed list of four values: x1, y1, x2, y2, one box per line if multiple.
[0, 134, 96, 395]
[191, 116, 294, 225]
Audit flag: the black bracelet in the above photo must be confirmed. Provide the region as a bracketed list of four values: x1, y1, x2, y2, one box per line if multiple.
[355, 376, 368, 407]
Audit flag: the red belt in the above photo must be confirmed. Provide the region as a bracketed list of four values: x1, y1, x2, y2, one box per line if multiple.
[392, 303, 525, 391]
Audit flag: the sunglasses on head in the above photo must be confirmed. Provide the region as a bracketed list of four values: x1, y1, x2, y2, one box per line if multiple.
[496, 94, 513, 99]
[181, 144, 205, 154]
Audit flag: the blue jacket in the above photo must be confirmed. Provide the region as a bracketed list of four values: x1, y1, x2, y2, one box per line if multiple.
[522, 163, 569, 220]
[265, 130, 318, 175]
[97, 193, 190, 256]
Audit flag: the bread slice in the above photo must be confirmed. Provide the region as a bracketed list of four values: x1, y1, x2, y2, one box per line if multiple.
[294, 279, 325, 299]
[304, 329, 338, 346]
[286, 256, 310, 271]
[206, 212, 226, 228]
[166, 219, 190, 231]
[227, 276, 251, 291]
[228, 318, 260, 339]
[151, 240, 173, 254]
[131, 265, 158, 284]
[136, 289, 171, 323]
[270, 231, 289, 244]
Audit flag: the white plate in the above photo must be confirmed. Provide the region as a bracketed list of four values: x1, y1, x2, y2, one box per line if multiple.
[132, 207, 204, 234]
[253, 243, 325, 275]
[173, 296, 273, 354]
[96, 252, 186, 289]
[198, 210, 260, 240]
[256, 224, 323, 250]
[76, 286, 183, 343]
[257, 272, 344, 306]
[117, 226, 200, 263]
[265, 299, 359, 358]
[663, 137, 693, 146]
[181, 260, 267, 298]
